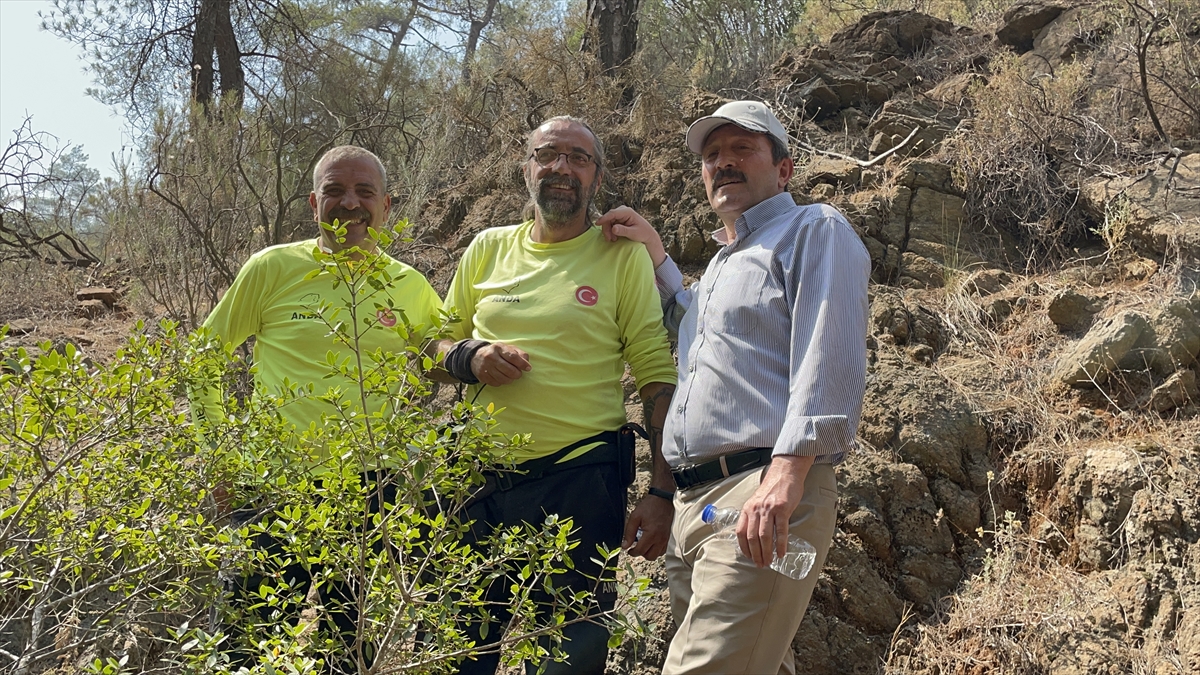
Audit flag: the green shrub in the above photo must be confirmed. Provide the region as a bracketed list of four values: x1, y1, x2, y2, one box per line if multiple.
[1, 224, 649, 674]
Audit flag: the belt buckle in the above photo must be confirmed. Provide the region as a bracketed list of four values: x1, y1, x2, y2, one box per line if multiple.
[670, 464, 695, 490]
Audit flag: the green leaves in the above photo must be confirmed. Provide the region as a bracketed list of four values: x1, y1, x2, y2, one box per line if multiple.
[0, 241, 651, 674]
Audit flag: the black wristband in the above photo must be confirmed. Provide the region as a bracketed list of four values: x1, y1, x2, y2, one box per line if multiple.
[648, 487, 675, 501]
[445, 339, 490, 384]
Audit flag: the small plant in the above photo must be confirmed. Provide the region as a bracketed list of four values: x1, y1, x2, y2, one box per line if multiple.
[1094, 195, 1135, 258]
[1, 222, 651, 674]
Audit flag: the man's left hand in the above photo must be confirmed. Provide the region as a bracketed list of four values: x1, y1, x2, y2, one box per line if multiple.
[737, 455, 815, 568]
[622, 494, 673, 560]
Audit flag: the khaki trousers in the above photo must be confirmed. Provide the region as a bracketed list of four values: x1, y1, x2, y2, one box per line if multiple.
[662, 463, 837, 675]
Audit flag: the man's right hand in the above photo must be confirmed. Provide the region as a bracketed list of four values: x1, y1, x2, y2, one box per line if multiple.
[471, 342, 531, 386]
[597, 207, 667, 268]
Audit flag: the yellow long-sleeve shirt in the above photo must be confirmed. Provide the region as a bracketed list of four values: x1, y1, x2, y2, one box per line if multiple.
[197, 239, 441, 445]
[444, 221, 677, 462]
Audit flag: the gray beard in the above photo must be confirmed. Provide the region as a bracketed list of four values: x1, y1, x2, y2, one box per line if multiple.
[531, 176, 591, 226]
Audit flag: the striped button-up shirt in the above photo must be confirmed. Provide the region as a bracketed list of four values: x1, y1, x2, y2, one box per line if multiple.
[655, 192, 870, 468]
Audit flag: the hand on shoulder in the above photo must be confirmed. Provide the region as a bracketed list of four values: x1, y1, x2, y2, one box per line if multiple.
[597, 206, 667, 267]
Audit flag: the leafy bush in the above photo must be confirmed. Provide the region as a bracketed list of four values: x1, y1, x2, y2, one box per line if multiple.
[1, 225, 648, 674]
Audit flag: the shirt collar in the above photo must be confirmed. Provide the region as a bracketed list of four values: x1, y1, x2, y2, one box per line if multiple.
[709, 191, 798, 246]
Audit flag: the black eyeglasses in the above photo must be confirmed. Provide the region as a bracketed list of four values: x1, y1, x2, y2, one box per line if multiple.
[530, 146, 594, 168]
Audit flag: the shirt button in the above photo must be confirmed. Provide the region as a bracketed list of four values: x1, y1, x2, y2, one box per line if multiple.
[688, 364, 695, 372]
[698, 326, 704, 334]
[676, 405, 684, 413]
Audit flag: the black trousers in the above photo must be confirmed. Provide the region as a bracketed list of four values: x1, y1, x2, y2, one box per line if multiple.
[226, 472, 397, 673]
[453, 460, 627, 675]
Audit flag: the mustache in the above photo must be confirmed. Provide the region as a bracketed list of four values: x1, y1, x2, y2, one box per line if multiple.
[712, 167, 747, 186]
[538, 174, 582, 194]
[327, 207, 370, 223]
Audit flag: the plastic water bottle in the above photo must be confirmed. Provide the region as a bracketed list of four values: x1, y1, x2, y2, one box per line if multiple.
[701, 504, 816, 580]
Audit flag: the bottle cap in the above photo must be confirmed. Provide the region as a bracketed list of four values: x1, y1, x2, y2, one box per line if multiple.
[701, 504, 717, 523]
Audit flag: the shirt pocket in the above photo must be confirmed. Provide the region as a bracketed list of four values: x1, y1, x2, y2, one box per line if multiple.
[707, 267, 767, 335]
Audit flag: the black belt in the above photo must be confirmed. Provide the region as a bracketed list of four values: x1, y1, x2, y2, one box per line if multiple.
[471, 424, 646, 502]
[671, 447, 773, 491]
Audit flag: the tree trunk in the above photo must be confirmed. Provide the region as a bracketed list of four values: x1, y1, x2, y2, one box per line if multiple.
[376, 0, 420, 99]
[213, 0, 244, 110]
[192, 0, 242, 113]
[462, 0, 500, 84]
[584, 0, 639, 73]
[191, 0, 217, 110]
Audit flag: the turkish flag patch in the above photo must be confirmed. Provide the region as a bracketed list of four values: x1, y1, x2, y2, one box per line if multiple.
[575, 286, 598, 306]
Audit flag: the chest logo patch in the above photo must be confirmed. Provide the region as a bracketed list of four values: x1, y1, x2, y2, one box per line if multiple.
[376, 308, 397, 327]
[576, 286, 598, 306]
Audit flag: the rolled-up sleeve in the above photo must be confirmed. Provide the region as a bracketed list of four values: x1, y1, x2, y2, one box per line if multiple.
[774, 216, 869, 458]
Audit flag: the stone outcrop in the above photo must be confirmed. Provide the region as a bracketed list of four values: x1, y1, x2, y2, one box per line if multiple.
[770, 11, 971, 121]
[75, 287, 118, 307]
[1081, 154, 1200, 264]
[1054, 310, 1150, 386]
[996, 1, 1067, 52]
[1047, 288, 1099, 332]
[1148, 369, 1198, 412]
[1119, 298, 1200, 375]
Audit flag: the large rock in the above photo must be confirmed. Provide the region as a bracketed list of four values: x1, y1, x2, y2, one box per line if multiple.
[996, 1, 1066, 52]
[1053, 311, 1150, 386]
[5, 318, 35, 336]
[1052, 445, 1154, 570]
[829, 10, 965, 60]
[76, 299, 109, 319]
[1120, 299, 1200, 375]
[1148, 369, 1198, 412]
[895, 159, 957, 193]
[770, 12, 970, 121]
[1050, 438, 1199, 573]
[925, 71, 986, 106]
[841, 454, 964, 608]
[1081, 154, 1200, 265]
[868, 291, 950, 351]
[792, 609, 883, 675]
[802, 157, 863, 190]
[76, 286, 119, 307]
[1047, 288, 1099, 332]
[771, 55, 892, 120]
[861, 346, 991, 489]
[867, 98, 963, 158]
[1023, 6, 1109, 70]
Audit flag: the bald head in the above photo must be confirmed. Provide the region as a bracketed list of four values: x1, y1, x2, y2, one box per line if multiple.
[313, 146, 387, 193]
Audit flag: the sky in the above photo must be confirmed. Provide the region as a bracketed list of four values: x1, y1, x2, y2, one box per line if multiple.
[0, 0, 130, 177]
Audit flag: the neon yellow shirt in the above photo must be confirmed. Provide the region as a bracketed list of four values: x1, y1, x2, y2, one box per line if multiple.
[198, 239, 442, 436]
[444, 221, 676, 462]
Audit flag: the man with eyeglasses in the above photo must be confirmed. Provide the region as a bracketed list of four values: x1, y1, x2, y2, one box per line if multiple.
[600, 101, 869, 674]
[431, 115, 677, 675]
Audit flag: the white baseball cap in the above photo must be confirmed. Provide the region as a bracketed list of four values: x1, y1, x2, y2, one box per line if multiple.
[685, 101, 790, 154]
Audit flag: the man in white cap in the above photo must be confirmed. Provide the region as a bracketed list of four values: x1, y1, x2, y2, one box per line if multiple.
[599, 101, 869, 674]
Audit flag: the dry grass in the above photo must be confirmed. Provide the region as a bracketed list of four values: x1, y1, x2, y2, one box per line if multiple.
[0, 259, 91, 323]
[882, 511, 1135, 673]
[901, 249, 1199, 670]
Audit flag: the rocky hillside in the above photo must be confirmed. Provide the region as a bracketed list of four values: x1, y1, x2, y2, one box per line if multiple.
[413, 4, 1200, 673]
